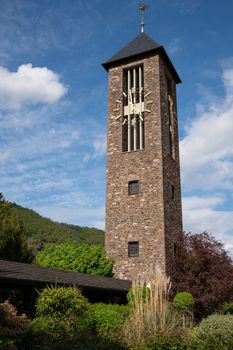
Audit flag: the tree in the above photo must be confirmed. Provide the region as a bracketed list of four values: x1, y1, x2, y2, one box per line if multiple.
[172, 231, 233, 318]
[34, 243, 114, 277]
[0, 193, 32, 262]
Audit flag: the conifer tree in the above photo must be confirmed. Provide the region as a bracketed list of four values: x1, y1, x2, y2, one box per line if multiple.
[0, 193, 32, 262]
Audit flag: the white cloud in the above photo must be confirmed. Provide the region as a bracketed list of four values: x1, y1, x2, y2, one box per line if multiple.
[182, 195, 225, 210]
[0, 64, 67, 109]
[180, 68, 233, 190]
[181, 66, 233, 256]
[183, 202, 233, 257]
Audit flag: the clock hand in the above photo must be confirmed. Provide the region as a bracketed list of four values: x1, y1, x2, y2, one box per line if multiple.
[115, 114, 122, 121]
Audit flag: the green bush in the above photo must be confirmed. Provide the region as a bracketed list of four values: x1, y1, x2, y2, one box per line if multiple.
[0, 339, 16, 350]
[22, 315, 76, 350]
[26, 315, 67, 337]
[23, 316, 127, 350]
[133, 336, 203, 350]
[173, 292, 195, 311]
[34, 243, 114, 277]
[196, 314, 233, 349]
[36, 285, 88, 319]
[221, 301, 233, 315]
[88, 303, 129, 339]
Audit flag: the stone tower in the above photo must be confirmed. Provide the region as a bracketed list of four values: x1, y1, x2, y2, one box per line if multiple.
[102, 32, 183, 280]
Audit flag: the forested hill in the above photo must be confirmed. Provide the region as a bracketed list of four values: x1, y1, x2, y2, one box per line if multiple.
[10, 203, 104, 246]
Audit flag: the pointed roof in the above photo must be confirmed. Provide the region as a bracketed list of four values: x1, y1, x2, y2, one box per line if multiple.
[102, 32, 181, 84]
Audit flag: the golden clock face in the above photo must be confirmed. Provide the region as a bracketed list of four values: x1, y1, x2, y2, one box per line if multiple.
[113, 88, 153, 124]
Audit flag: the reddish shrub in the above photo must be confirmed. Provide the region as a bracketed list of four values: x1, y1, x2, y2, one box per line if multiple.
[172, 232, 233, 318]
[0, 300, 28, 340]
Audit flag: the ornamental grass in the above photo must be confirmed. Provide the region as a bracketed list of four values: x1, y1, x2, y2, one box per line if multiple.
[123, 266, 183, 346]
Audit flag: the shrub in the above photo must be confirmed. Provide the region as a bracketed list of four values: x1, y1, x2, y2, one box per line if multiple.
[173, 292, 194, 311]
[22, 315, 73, 350]
[23, 316, 127, 350]
[26, 315, 67, 337]
[87, 303, 129, 339]
[36, 285, 88, 319]
[172, 232, 233, 319]
[34, 243, 114, 277]
[195, 314, 233, 349]
[134, 336, 203, 350]
[0, 300, 28, 349]
[173, 292, 194, 328]
[221, 301, 233, 315]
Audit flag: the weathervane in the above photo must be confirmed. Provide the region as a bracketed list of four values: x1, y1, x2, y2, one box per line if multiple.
[139, 3, 149, 33]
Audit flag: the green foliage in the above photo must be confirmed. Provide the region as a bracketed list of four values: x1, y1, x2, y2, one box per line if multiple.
[127, 287, 151, 306]
[34, 243, 114, 277]
[28, 315, 66, 337]
[134, 336, 202, 350]
[195, 314, 233, 349]
[10, 202, 104, 246]
[0, 339, 16, 350]
[87, 303, 130, 339]
[22, 315, 74, 350]
[23, 317, 126, 350]
[23, 305, 127, 350]
[173, 292, 195, 311]
[0, 194, 33, 263]
[36, 286, 88, 319]
[220, 301, 233, 315]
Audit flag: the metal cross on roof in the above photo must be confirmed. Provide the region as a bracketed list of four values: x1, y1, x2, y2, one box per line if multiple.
[139, 3, 149, 33]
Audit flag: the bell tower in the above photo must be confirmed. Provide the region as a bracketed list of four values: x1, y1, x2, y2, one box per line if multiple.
[102, 15, 183, 280]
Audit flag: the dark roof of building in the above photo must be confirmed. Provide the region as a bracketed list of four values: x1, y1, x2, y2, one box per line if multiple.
[0, 259, 131, 292]
[102, 32, 181, 84]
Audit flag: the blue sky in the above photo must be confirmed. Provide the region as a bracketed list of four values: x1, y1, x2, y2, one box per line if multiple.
[0, 0, 233, 254]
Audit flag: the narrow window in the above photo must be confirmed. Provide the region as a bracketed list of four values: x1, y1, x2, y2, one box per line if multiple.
[128, 241, 139, 257]
[128, 180, 139, 195]
[166, 75, 174, 157]
[171, 184, 175, 200]
[167, 78, 172, 96]
[173, 243, 177, 257]
[122, 65, 144, 152]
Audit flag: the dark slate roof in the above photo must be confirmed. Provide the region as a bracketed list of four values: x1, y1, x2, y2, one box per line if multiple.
[103, 32, 161, 67]
[0, 259, 131, 292]
[102, 32, 181, 84]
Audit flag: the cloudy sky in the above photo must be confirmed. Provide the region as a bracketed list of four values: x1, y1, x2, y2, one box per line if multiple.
[0, 0, 233, 254]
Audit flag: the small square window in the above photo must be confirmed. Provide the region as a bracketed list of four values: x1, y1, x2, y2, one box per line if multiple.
[128, 241, 139, 257]
[128, 180, 139, 195]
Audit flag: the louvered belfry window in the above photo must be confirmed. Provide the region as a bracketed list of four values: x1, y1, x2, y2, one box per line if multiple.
[122, 65, 145, 152]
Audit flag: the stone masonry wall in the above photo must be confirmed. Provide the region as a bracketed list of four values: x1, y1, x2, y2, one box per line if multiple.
[159, 58, 183, 277]
[105, 53, 182, 281]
